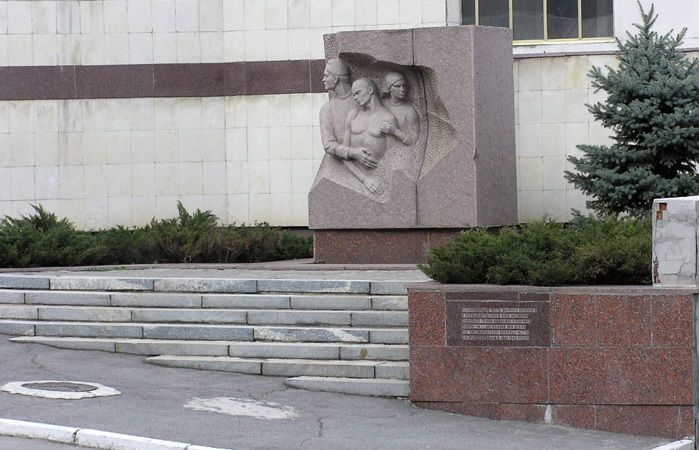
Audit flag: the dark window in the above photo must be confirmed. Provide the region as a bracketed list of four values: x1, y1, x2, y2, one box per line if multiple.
[462, 0, 476, 25]
[582, 0, 613, 38]
[547, 0, 579, 39]
[478, 0, 510, 28]
[461, 0, 614, 41]
[513, 0, 544, 40]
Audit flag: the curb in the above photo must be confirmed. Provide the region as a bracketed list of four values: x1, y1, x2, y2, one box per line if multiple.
[652, 439, 694, 450]
[0, 418, 230, 450]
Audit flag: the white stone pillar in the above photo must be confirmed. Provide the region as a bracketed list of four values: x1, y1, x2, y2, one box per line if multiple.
[652, 196, 699, 286]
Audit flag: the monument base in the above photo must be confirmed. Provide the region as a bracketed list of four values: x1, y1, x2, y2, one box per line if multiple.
[409, 284, 696, 439]
[313, 229, 461, 264]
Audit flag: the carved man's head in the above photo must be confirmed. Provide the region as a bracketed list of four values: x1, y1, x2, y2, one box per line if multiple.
[384, 72, 408, 101]
[323, 59, 350, 92]
[351, 78, 377, 107]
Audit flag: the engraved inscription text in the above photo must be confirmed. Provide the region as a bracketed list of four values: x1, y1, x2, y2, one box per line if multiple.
[461, 307, 537, 341]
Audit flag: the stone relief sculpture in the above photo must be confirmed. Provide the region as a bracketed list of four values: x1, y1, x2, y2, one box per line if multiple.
[342, 78, 397, 195]
[319, 59, 356, 162]
[315, 61, 424, 200]
[381, 72, 419, 148]
[310, 27, 517, 256]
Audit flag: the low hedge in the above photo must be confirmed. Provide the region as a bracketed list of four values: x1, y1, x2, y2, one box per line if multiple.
[0, 203, 313, 268]
[420, 217, 651, 286]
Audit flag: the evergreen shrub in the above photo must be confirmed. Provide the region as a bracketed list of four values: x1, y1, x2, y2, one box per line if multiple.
[565, 3, 699, 217]
[420, 217, 651, 286]
[0, 203, 312, 268]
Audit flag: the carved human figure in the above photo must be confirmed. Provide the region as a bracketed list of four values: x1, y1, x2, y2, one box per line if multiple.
[319, 59, 356, 161]
[341, 78, 398, 195]
[380, 72, 420, 146]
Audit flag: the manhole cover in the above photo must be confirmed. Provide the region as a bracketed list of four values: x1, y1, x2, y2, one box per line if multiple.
[0, 380, 121, 400]
[23, 382, 98, 393]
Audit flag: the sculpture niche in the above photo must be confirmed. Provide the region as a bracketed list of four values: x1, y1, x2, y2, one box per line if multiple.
[311, 59, 424, 228]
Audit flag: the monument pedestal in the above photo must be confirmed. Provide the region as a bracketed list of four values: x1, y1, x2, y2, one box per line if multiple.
[313, 229, 461, 264]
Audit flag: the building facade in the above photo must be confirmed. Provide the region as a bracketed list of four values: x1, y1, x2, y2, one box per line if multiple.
[0, 0, 695, 228]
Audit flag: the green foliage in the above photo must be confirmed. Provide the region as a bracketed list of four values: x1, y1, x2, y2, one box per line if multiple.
[149, 202, 221, 263]
[0, 205, 95, 267]
[420, 218, 651, 286]
[0, 203, 313, 268]
[565, 3, 699, 217]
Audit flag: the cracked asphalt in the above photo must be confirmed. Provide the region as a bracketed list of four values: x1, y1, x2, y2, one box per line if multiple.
[0, 334, 674, 450]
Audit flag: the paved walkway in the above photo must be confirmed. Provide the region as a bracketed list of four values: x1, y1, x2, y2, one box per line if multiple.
[0, 334, 673, 450]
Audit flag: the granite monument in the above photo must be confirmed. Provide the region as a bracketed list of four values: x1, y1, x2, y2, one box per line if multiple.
[309, 26, 518, 263]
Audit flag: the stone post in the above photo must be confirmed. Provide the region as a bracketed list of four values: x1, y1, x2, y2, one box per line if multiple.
[652, 196, 699, 287]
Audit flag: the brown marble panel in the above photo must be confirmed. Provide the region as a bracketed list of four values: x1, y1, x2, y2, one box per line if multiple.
[314, 229, 461, 264]
[247, 60, 311, 95]
[153, 63, 225, 97]
[76, 65, 153, 98]
[552, 405, 596, 429]
[408, 290, 445, 346]
[413, 401, 500, 420]
[679, 406, 694, 437]
[595, 405, 681, 438]
[0, 60, 326, 101]
[550, 294, 596, 347]
[0, 66, 76, 100]
[652, 295, 694, 348]
[410, 346, 548, 403]
[597, 295, 651, 347]
[310, 59, 327, 93]
[223, 62, 247, 95]
[550, 348, 693, 404]
[499, 404, 546, 422]
[445, 300, 550, 347]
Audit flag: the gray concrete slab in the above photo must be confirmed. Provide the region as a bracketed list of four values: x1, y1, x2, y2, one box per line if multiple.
[0, 334, 675, 450]
[111, 293, 202, 308]
[26, 291, 111, 307]
[0, 267, 430, 283]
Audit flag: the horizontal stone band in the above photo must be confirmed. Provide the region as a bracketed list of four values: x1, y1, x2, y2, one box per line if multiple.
[0, 59, 327, 101]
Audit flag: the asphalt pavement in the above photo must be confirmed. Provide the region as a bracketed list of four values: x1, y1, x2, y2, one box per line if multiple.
[0, 334, 675, 450]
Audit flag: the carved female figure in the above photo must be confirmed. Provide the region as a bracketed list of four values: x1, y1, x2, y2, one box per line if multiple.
[380, 72, 420, 147]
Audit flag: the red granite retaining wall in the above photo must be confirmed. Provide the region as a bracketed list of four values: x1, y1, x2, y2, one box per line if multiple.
[408, 285, 697, 438]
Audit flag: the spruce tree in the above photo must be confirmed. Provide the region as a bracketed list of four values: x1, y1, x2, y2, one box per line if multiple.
[565, 3, 699, 217]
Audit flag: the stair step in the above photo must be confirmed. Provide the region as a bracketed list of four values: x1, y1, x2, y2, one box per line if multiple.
[285, 376, 410, 398]
[1, 290, 407, 311]
[0, 320, 408, 343]
[146, 356, 409, 380]
[10, 336, 410, 361]
[0, 305, 408, 327]
[0, 275, 411, 295]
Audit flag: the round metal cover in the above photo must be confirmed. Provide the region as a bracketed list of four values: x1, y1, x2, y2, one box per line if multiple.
[23, 382, 98, 393]
[0, 380, 121, 400]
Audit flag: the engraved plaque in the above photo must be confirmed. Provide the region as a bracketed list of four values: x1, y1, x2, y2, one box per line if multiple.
[446, 301, 550, 347]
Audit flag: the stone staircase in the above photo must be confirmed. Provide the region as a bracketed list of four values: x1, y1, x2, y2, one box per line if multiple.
[0, 271, 417, 397]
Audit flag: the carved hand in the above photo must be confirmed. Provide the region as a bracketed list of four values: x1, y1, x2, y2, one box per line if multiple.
[363, 177, 384, 195]
[381, 121, 396, 135]
[350, 147, 378, 169]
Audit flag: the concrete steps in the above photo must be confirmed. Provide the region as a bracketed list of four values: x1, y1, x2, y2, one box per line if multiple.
[285, 376, 410, 398]
[146, 355, 409, 380]
[0, 290, 407, 310]
[0, 305, 408, 327]
[10, 337, 409, 360]
[0, 271, 416, 398]
[0, 320, 408, 343]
